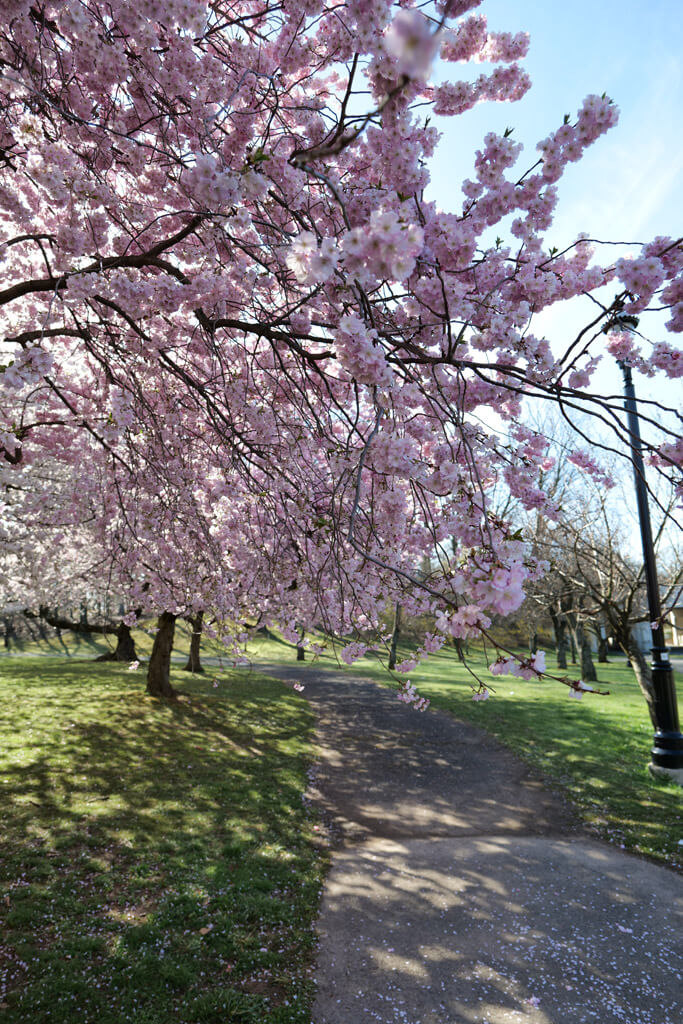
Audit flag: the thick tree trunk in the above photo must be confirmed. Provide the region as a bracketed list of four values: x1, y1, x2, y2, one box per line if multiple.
[575, 622, 597, 682]
[146, 613, 177, 699]
[529, 630, 538, 655]
[95, 623, 138, 662]
[183, 611, 205, 673]
[580, 636, 597, 682]
[388, 602, 402, 671]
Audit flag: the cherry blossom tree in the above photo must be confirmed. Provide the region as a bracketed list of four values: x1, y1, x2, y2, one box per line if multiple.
[1, 0, 682, 702]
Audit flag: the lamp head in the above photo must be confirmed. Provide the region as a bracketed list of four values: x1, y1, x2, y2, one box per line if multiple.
[602, 312, 640, 335]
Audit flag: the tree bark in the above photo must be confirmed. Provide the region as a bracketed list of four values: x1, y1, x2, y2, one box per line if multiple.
[549, 608, 568, 669]
[183, 611, 204, 673]
[295, 623, 306, 661]
[580, 636, 597, 682]
[620, 629, 657, 728]
[388, 602, 402, 671]
[95, 623, 138, 662]
[575, 622, 597, 682]
[597, 634, 609, 663]
[146, 612, 177, 699]
[569, 628, 577, 665]
[79, 600, 91, 637]
[626, 640, 657, 727]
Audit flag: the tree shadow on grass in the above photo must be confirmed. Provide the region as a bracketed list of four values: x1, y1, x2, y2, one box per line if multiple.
[0, 661, 320, 1024]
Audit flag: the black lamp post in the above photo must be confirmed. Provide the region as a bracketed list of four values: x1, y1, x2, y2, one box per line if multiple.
[608, 313, 683, 781]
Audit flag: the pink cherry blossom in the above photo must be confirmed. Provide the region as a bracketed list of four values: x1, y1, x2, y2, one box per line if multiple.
[0, 0, 680, 711]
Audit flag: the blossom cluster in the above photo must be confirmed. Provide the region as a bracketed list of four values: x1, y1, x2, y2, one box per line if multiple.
[341, 210, 424, 285]
[334, 314, 393, 387]
[286, 232, 340, 286]
[489, 650, 546, 680]
[340, 640, 369, 665]
[382, 8, 438, 81]
[567, 679, 596, 700]
[567, 450, 615, 490]
[396, 679, 430, 712]
[183, 155, 240, 211]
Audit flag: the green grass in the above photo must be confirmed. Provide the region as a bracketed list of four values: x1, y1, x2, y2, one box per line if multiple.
[0, 658, 325, 1023]
[247, 634, 683, 870]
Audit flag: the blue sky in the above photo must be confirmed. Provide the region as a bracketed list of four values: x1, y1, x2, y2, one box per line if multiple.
[425, 2, 681, 532]
[427, 0, 682, 431]
[429, 0, 682, 249]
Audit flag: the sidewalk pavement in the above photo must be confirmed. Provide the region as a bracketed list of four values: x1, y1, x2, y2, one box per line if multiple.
[260, 663, 683, 1024]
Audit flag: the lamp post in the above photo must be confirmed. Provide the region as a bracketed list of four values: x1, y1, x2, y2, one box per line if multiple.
[607, 313, 683, 783]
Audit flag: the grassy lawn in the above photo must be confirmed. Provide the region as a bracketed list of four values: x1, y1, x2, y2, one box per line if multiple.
[0, 657, 325, 1023]
[247, 633, 683, 871]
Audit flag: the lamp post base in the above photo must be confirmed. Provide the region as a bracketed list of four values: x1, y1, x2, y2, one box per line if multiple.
[648, 763, 683, 787]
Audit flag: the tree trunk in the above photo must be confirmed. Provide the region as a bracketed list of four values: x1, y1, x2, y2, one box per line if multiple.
[79, 601, 91, 637]
[556, 625, 568, 669]
[183, 611, 205, 673]
[597, 634, 609, 663]
[569, 628, 577, 665]
[388, 602, 402, 671]
[580, 637, 597, 682]
[295, 623, 306, 662]
[95, 622, 138, 662]
[575, 622, 597, 682]
[550, 608, 568, 669]
[146, 612, 177, 699]
[529, 630, 538, 655]
[622, 632, 657, 728]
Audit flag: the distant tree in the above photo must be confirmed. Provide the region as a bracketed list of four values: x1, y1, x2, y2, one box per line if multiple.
[535, 489, 682, 724]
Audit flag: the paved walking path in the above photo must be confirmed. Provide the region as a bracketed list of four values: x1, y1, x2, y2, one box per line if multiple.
[261, 663, 683, 1024]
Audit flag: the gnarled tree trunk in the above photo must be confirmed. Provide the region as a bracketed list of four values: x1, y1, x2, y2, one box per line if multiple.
[183, 611, 204, 673]
[25, 607, 135, 660]
[146, 612, 177, 699]
[95, 622, 138, 662]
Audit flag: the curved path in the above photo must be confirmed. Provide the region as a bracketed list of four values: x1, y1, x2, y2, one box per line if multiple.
[261, 663, 683, 1024]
